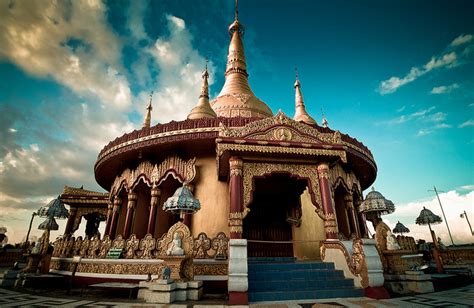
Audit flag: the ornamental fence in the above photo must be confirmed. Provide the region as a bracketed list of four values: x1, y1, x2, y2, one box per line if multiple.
[52, 232, 229, 260]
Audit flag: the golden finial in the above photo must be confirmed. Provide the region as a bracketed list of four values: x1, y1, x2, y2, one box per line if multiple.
[143, 91, 153, 128]
[235, 0, 239, 20]
[293, 70, 317, 125]
[321, 108, 328, 128]
[187, 61, 216, 119]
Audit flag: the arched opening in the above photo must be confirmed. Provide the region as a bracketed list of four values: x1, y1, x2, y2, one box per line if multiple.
[353, 190, 367, 238]
[243, 173, 307, 258]
[115, 187, 128, 239]
[154, 176, 182, 238]
[334, 185, 351, 239]
[131, 179, 151, 238]
[84, 212, 106, 239]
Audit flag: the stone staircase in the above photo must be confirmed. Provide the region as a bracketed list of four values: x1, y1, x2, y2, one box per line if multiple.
[248, 258, 364, 302]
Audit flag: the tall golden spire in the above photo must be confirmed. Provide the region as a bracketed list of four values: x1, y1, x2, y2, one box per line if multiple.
[293, 69, 317, 125]
[188, 61, 217, 119]
[210, 0, 272, 118]
[143, 91, 153, 128]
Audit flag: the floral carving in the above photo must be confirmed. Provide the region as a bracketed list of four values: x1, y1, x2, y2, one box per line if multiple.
[112, 235, 125, 250]
[124, 234, 139, 259]
[98, 236, 111, 258]
[194, 233, 211, 259]
[88, 236, 101, 259]
[211, 232, 229, 260]
[137, 234, 155, 259]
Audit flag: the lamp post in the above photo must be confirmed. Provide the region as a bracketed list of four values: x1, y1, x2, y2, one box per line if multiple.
[460, 211, 474, 236]
[24, 212, 38, 249]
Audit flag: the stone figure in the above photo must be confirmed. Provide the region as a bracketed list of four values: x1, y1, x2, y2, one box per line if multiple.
[162, 266, 171, 280]
[166, 232, 184, 256]
[386, 230, 400, 250]
[31, 239, 42, 254]
[437, 237, 446, 250]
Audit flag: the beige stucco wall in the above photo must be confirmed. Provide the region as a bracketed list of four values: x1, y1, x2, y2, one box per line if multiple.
[191, 156, 230, 237]
[292, 188, 326, 260]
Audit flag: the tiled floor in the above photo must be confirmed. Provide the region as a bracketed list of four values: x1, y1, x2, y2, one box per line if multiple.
[0, 283, 473, 307]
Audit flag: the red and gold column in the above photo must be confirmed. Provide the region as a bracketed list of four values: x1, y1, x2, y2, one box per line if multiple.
[147, 185, 161, 235]
[345, 194, 361, 238]
[229, 156, 244, 239]
[104, 201, 113, 236]
[109, 196, 121, 238]
[123, 191, 138, 239]
[64, 207, 77, 236]
[183, 183, 195, 227]
[317, 163, 339, 239]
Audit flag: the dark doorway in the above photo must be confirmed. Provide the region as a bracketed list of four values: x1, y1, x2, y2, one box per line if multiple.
[243, 173, 307, 257]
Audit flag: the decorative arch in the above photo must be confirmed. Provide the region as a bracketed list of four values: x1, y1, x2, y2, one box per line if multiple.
[242, 162, 324, 219]
[329, 163, 361, 195]
[333, 176, 351, 193]
[110, 155, 196, 197]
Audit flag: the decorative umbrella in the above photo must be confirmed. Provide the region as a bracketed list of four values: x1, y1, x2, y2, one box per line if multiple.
[416, 206, 442, 233]
[393, 221, 410, 235]
[37, 196, 69, 218]
[359, 187, 395, 228]
[416, 206, 444, 273]
[35, 197, 69, 256]
[163, 186, 201, 217]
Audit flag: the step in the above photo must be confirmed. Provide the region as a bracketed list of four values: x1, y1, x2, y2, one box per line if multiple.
[249, 261, 335, 271]
[249, 278, 355, 292]
[248, 257, 297, 263]
[249, 269, 346, 281]
[249, 287, 364, 302]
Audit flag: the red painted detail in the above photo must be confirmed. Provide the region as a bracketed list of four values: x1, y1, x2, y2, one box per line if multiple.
[364, 286, 390, 299]
[228, 291, 248, 305]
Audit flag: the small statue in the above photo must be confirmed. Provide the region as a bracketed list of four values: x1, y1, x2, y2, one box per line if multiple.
[31, 239, 42, 254]
[166, 232, 184, 256]
[386, 230, 400, 250]
[437, 237, 446, 250]
[162, 266, 171, 280]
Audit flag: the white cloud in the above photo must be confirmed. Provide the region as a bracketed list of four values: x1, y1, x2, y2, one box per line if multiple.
[145, 14, 215, 123]
[451, 34, 473, 47]
[378, 52, 457, 95]
[430, 83, 460, 94]
[435, 123, 451, 129]
[387, 106, 436, 125]
[384, 190, 474, 245]
[416, 129, 432, 137]
[396, 106, 406, 113]
[0, 0, 131, 109]
[459, 120, 474, 128]
[8, 128, 17, 133]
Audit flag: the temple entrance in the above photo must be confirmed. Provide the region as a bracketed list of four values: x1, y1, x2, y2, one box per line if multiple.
[243, 174, 307, 257]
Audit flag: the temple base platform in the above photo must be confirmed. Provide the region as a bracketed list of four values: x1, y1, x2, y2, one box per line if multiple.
[138, 279, 203, 303]
[384, 271, 434, 294]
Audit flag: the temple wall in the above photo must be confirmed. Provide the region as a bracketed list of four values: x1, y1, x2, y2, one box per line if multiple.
[293, 188, 325, 260]
[191, 156, 230, 237]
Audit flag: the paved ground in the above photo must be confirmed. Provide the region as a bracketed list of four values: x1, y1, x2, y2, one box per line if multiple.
[0, 283, 473, 307]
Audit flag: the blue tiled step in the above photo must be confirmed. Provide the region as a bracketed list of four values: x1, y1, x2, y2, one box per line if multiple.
[249, 261, 335, 271]
[248, 287, 364, 302]
[249, 269, 346, 281]
[249, 278, 356, 292]
[248, 261, 364, 302]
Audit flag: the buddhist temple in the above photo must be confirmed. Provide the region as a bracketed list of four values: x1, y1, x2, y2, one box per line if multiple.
[49, 4, 388, 304]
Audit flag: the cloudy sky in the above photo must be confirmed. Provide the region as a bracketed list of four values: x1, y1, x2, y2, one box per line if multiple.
[0, 0, 473, 245]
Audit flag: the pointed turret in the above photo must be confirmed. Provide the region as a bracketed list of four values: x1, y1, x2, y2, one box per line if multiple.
[143, 91, 153, 128]
[293, 71, 317, 125]
[321, 108, 328, 128]
[210, 1, 272, 118]
[188, 63, 217, 119]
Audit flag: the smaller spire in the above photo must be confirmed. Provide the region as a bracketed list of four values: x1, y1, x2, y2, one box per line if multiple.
[143, 91, 153, 128]
[188, 61, 217, 119]
[321, 108, 328, 128]
[293, 68, 317, 125]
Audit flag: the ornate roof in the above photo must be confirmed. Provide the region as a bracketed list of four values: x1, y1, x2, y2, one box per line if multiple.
[60, 186, 108, 206]
[210, 12, 272, 118]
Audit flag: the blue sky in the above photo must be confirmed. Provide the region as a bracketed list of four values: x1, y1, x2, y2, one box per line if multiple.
[0, 0, 473, 244]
